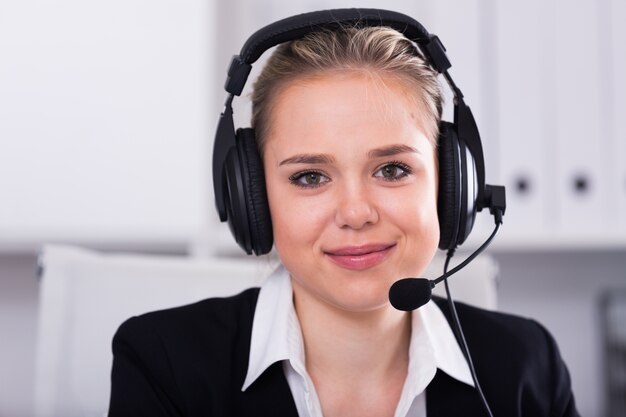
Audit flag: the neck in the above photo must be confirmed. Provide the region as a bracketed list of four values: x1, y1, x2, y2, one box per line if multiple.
[292, 281, 411, 382]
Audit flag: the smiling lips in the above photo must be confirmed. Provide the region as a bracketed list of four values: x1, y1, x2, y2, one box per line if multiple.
[324, 243, 396, 270]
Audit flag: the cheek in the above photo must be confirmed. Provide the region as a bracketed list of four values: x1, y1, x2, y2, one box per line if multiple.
[265, 181, 326, 256]
[384, 178, 440, 264]
[389, 191, 439, 237]
[415, 183, 439, 240]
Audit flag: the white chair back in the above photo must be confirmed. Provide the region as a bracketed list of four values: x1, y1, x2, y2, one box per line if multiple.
[34, 245, 273, 417]
[34, 245, 498, 417]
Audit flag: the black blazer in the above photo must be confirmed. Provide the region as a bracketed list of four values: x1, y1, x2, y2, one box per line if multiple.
[108, 288, 579, 417]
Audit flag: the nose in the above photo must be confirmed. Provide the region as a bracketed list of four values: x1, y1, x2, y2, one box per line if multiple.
[334, 181, 379, 230]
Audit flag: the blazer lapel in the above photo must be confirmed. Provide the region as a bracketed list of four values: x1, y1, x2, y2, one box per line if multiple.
[236, 361, 299, 417]
[426, 369, 485, 417]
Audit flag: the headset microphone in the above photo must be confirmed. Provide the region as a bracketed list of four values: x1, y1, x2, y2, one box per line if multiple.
[389, 278, 434, 311]
[388, 221, 500, 311]
[389, 184, 506, 312]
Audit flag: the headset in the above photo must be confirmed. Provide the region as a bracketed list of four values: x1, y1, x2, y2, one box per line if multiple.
[213, 8, 500, 256]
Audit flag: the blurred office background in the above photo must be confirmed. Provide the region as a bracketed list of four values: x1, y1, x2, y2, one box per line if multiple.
[1, 0, 625, 416]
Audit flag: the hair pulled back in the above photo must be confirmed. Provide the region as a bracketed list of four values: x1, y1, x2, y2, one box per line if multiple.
[251, 25, 444, 153]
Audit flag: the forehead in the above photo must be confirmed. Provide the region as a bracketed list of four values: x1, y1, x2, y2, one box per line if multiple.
[264, 71, 433, 158]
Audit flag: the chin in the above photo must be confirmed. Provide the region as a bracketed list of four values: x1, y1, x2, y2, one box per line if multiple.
[325, 297, 391, 314]
[324, 281, 395, 313]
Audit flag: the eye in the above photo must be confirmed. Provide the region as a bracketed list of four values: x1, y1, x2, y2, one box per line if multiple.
[289, 171, 330, 188]
[374, 162, 412, 181]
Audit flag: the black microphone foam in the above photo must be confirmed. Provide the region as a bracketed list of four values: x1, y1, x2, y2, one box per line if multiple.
[389, 278, 433, 311]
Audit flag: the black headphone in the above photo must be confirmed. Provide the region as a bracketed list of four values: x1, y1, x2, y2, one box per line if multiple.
[213, 8, 500, 256]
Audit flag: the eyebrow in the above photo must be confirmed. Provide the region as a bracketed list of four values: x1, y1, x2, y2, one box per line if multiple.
[279, 154, 335, 166]
[367, 144, 421, 158]
[278, 144, 421, 166]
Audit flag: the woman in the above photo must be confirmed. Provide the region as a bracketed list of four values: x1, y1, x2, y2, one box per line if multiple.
[109, 10, 579, 417]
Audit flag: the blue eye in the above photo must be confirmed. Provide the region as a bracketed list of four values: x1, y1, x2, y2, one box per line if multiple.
[289, 171, 330, 188]
[374, 162, 411, 180]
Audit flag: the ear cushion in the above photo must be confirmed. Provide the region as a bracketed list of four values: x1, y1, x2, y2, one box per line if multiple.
[224, 145, 252, 253]
[456, 139, 478, 246]
[236, 128, 273, 255]
[437, 122, 462, 250]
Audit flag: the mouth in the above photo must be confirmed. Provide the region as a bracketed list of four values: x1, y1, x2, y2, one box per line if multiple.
[324, 243, 396, 271]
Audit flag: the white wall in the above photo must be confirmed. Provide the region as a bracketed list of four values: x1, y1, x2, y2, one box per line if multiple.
[0, 0, 215, 252]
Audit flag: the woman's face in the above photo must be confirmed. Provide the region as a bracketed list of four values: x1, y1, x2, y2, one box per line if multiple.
[263, 71, 440, 313]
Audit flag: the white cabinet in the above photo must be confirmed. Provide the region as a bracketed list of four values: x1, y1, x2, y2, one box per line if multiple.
[489, 0, 625, 249]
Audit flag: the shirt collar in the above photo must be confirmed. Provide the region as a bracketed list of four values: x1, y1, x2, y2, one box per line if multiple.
[242, 264, 474, 392]
[419, 299, 475, 387]
[242, 264, 294, 391]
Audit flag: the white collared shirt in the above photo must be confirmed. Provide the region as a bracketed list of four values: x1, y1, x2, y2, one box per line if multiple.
[242, 265, 474, 417]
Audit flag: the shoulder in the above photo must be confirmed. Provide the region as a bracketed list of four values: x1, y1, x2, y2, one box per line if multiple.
[112, 288, 261, 385]
[121, 286, 260, 327]
[433, 296, 553, 353]
[114, 287, 261, 354]
[109, 288, 263, 414]
[433, 296, 560, 371]
[432, 297, 578, 416]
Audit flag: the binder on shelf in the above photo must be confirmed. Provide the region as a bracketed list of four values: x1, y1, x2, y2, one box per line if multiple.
[553, 0, 610, 237]
[494, 0, 553, 240]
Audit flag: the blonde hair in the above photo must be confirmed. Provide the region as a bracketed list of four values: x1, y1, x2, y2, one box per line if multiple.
[251, 25, 443, 153]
